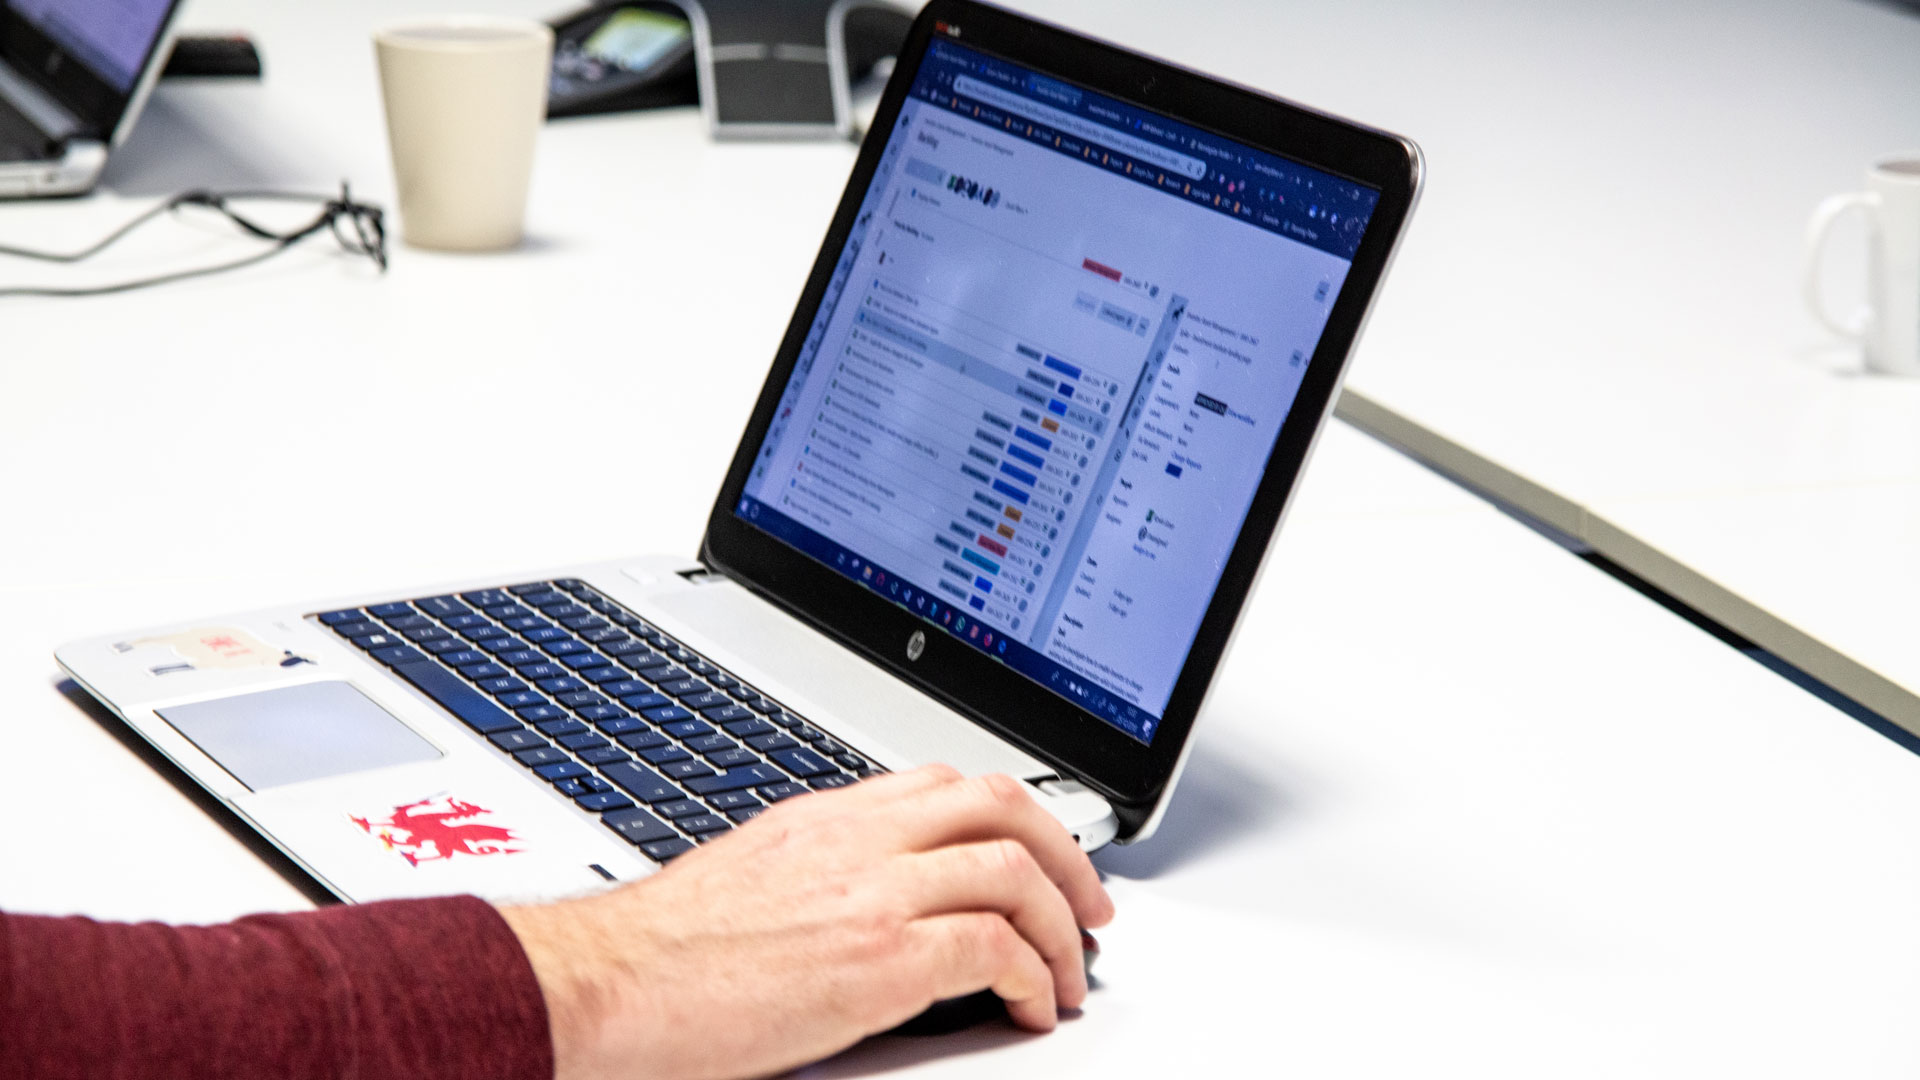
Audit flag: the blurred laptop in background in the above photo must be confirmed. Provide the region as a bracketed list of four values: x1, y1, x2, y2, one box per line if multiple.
[0, 0, 185, 197]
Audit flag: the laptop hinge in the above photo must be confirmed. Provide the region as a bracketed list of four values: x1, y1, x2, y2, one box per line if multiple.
[0, 60, 85, 143]
[676, 565, 727, 585]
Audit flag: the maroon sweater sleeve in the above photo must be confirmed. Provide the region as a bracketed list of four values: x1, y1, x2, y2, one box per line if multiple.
[0, 895, 553, 1080]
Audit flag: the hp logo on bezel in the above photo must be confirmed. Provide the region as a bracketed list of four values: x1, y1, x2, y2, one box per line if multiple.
[906, 630, 926, 661]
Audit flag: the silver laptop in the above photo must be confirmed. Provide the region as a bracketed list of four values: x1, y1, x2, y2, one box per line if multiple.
[0, 0, 184, 197]
[57, 0, 1421, 904]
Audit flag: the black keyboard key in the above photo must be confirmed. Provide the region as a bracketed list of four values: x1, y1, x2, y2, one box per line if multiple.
[685, 659, 719, 678]
[508, 582, 552, 595]
[418, 638, 465, 656]
[643, 705, 693, 725]
[746, 732, 799, 753]
[400, 624, 447, 642]
[482, 637, 531, 655]
[516, 661, 566, 680]
[648, 667, 691, 685]
[542, 638, 586, 657]
[601, 762, 684, 804]
[501, 614, 544, 631]
[578, 747, 631, 766]
[684, 764, 785, 795]
[617, 729, 669, 751]
[595, 716, 646, 736]
[318, 609, 364, 625]
[498, 691, 545, 710]
[368, 602, 413, 618]
[724, 717, 776, 739]
[561, 652, 614, 671]
[357, 632, 409, 651]
[332, 620, 381, 639]
[393, 660, 522, 734]
[562, 616, 610, 634]
[833, 753, 866, 771]
[809, 772, 856, 790]
[746, 697, 780, 714]
[663, 644, 696, 663]
[682, 691, 730, 711]
[677, 813, 730, 835]
[764, 710, 798, 729]
[639, 838, 695, 862]
[702, 704, 755, 725]
[578, 790, 635, 812]
[543, 603, 590, 620]
[557, 691, 607, 709]
[583, 628, 629, 645]
[707, 748, 758, 769]
[461, 589, 515, 608]
[458, 662, 508, 681]
[581, 666, 628, 685]
[370, 644, 429, 667]
[535, 717, 587, 737]
[577, 705, 625, 723]
[559, 732, 609, 752]
[655, 798, 704, 819]
[617, 648, 669, 670]
[461, 622, 506, 640]
[603, 638, 650, 657]
[515, 746, 569, 767]
[555, 778, 590, 797]
[536, 676, 587, 695]
[603, 806, 678, 845]
[489, 729, 547, 752]
[640, 745, 691, 766]
[662, 719, 713, 739]
[535, 761, 588, 781]
[438, 649, 486, 668]
[521, 626, 567, 644]
[756, 782, 810, 803]
[706, 790, 762, 811]
[580, 775, 614, 793]
[661, 759, 716, 781]
[726, 807, 765, 825]
[660, 679, 708, 697]
[478, 677, 527, 695]
[707, 673, 740, 691]
[417, 596, 470, 618]
[518, 704, 568, 724]
[619, 692, 672, 712]
[770, 748, 835, 778]
[443, 613, 488, 631]
[686, 734, 736, 754]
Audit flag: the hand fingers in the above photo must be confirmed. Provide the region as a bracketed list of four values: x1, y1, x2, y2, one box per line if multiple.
[895, 840, 1088, 1008]
[892, 774, 1114, 929]
[904, 912, 1059, 1031]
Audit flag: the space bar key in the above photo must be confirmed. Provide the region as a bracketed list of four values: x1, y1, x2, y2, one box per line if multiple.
[684, 763, 785, 795]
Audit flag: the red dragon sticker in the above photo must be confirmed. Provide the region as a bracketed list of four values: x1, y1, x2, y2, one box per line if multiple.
[350, 796, 521, 866]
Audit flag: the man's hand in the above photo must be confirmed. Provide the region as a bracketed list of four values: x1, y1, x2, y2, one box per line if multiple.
[500, 765, 1115, 1080]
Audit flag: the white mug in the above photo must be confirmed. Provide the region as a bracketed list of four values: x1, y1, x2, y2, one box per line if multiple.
[1804, 154, 1920, 376]
[374, 17, 553, 251]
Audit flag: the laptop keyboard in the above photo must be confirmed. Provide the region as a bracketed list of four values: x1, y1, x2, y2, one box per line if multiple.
[316, 578, 880, 863]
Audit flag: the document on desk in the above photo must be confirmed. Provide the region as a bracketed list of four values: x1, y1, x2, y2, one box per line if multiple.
[744, 90, 1354, 724]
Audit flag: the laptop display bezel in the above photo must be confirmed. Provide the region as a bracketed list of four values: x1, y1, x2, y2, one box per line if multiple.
[0, 0, 183, 140]
[701, 0, 1420, 836]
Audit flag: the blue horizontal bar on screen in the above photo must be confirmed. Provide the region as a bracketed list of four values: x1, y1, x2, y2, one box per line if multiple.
[1005, 445, 1044, 469]
[960, 548, 1001, 575]
[998, 462, 1037, 486]
[1014, 427, 1051, 450]
[1043, 355, 1081, 379]
[991, 480, 1030, 505]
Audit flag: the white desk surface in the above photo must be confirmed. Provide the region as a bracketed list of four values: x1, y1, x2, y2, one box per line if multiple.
[3, 1, 1920, 1075]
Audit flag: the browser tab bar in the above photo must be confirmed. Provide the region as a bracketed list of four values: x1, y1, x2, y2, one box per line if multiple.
[953, 75, 1207, 181]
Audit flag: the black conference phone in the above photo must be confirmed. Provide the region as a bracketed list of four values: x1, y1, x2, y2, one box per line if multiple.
[547, 0, 912, 125]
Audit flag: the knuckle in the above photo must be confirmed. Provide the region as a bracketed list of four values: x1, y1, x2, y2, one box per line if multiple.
[986, 837, 1036, 883]
[922, 762, 963, 783]
[977, 772, 1029, 811]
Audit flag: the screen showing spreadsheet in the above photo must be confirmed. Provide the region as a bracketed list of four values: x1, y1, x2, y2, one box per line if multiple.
[737, 39, 1380, 743]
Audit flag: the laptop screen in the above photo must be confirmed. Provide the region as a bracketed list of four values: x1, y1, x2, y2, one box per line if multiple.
[736, 38, 1380, 745]
[5, 0, 173, 93]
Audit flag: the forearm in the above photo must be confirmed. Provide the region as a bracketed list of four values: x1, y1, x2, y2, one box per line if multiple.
[1, 895, 553, 1080]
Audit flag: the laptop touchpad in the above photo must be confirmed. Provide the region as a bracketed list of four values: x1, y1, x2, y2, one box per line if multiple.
[157, 682, 442, 791]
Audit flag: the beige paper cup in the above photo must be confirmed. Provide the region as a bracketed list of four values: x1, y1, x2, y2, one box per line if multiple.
[374, 17, 553, 251]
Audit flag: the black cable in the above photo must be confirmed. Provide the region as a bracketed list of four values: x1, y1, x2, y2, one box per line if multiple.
[0, 183, 386, 298]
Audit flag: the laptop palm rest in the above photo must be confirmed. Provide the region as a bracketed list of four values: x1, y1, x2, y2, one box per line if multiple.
[641, 574, 1053, 781]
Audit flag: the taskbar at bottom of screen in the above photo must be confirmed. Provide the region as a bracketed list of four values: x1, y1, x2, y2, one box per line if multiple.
[734, 496, 1159, 744]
